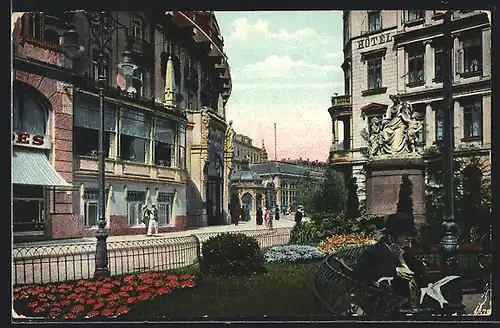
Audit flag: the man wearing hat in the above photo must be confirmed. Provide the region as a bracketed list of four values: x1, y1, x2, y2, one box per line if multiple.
[352, 212, 429, 313]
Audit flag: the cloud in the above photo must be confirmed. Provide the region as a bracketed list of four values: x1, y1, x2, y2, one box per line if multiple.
[324, 52, 341, 59]
[237, 55, 341, 79]
[230, 17, 324, 41]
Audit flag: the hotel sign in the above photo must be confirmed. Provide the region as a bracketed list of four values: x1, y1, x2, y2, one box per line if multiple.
[357, 32, 393, 50]
[12, 132, 51, 149]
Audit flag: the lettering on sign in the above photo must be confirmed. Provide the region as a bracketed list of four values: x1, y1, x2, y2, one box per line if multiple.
[12, 132, 51, 149]
[357, 32, 393, 50]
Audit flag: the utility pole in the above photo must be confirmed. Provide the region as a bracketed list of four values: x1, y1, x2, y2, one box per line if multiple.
[274, 122, 277, 161]
[440, 7, 465, 315]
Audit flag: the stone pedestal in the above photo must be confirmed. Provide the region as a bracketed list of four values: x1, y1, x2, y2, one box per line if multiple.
[365, 157, 426, 228]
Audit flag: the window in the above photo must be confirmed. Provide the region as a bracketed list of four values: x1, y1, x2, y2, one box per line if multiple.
[186, 90, 196, 110]
[127, 191, 146, 226]
[368, 11, 382, 32]
[120, 108, 151, 163]
[82, 189, 109, 227]
[178, 125, 186, 169]
[130, 14, 145, 40]
[367, 58, 382, 90]
[407, 10, 424, 22]
[26, 13, 44, 39]
[434, 105, 443, 142]
[434, 46, 444, 81]
[156, 192, 172, 226]
[463, 97, 482, 138]
[13, 85, 49, 136]
[408, 47, 424, 84]
[74, 94, 116, 157]
[154, 117, 175, 167]
[132, 68, 145, 97]
[91, 49, 110, 84]
[463, 35, 482, 73]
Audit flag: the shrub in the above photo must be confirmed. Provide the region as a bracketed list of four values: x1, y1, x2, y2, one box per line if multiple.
[317, 234, 376, 255]
[289, 221, 323, 246]
[200, 233, 266, 277]
[264, 245, 324, 263]
[346, 177, 360, 219]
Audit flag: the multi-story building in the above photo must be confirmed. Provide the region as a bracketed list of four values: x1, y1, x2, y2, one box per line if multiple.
[328, 10, 491, 201]
[232, 133, 267, 172]
[12, 11, 231, 241]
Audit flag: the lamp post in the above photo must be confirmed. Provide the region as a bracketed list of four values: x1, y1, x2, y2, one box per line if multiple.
[440, 8, 465, 314]
[61, 11, 138, 278]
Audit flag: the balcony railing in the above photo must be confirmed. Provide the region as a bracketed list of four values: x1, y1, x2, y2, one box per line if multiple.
[330, 95, 352, 108]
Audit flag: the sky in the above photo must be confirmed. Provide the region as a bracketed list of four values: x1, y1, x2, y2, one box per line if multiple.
[214, 11, 344, 162]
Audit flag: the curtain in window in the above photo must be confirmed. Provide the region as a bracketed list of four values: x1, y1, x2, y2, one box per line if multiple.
[74, 95, 116, 131]
[121, 107, 150, 138]
[13, 93, 48, 135]
[155, 117, 175, 143]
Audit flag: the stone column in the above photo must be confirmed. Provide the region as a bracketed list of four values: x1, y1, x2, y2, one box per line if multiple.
[397, 47, 406, 92]
[452, 34, 461, 83]
[425, 103, 433, 146]
[223, 152, 232, 225]
[424, 40, 433, 86]
[482, 27, 491, 77]
[483, 94, 491, 148]
[453, 99, 462, 144]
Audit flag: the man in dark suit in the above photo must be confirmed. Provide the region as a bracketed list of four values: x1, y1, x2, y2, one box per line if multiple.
[351, 212, 429, 315]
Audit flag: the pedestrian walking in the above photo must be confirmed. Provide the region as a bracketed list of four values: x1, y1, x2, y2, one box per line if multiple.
[256, 206, 263, 225]
[294, 208, 303, 226]
[146, 205, 159, 237]
[264, 207, 270, 227]
[275, 206, 280, 221]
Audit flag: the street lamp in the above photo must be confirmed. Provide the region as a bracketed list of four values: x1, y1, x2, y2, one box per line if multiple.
[61, 11, 138, 278]
[440, 8, 464, 314]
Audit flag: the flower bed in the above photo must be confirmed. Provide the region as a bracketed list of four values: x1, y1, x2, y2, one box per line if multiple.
[264, 245, 324, 263]
[13, 272, 196, 319]
[317, 234, 375, 255]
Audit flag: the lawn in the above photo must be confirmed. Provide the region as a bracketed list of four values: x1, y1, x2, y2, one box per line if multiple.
[124, 262, 325, 319]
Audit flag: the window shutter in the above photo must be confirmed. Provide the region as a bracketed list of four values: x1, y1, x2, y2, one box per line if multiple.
[455, 49, 463, 74]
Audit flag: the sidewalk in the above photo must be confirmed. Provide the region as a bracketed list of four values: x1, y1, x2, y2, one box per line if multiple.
[14, 217, 297, 247]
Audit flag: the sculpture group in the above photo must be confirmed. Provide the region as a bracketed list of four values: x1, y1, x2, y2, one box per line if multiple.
[369, 94, 423, 157]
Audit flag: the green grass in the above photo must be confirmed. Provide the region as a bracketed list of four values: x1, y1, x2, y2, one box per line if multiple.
[125, 262, 325, 319]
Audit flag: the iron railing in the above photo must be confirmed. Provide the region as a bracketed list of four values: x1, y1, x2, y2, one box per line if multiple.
[12, 227, 292, 286]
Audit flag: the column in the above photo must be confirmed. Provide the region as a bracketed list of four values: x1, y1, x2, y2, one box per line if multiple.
[397, 47, 406, 92]
[482, 27, 491, 77]
[483, 94, 491, 148]
[425, 103, 434, 146]
[424, 40, 433, 86]
[332, 118, 338, 145]
[452, 34, 461, 83]
[453, 100, 462, 144]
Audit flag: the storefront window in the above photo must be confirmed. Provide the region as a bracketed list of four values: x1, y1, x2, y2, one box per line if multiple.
[13, 185, 45, 233]
[120, 107, 151, 163]
[154, 117, 175, 167]
[13, 85, 49, 136]
[178, 124, 186, 169]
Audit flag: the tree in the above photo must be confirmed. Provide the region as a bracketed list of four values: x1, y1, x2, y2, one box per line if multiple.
[346, 177, 360, 218]
[397, 174, 413, 216]
[295, 172, 320, 215]
[314, 166, 346, 214]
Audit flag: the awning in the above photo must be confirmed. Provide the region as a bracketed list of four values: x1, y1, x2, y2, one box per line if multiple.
[12, 150, 72, 187]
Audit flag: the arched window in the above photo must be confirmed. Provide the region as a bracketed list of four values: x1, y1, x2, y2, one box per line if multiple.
[130, 14, 145, 40]
[12, 82, 50, 136]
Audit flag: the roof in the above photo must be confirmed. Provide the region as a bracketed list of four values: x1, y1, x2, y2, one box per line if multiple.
[360, 102, 388, 112]
[230, 159, 263, 184]
[250, 162, 309, 177]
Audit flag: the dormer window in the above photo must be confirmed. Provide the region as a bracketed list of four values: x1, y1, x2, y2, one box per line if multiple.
[130, 14, 144, 40]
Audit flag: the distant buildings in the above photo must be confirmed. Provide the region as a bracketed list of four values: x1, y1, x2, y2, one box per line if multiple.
[328, 10, 491, 201]
[232, 133, 267, 172]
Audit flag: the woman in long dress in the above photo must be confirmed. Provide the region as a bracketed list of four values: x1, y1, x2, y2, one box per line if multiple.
[381, 96, 411, 155]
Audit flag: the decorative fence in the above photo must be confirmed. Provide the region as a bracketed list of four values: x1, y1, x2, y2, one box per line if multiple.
[12, 227, 292, 286]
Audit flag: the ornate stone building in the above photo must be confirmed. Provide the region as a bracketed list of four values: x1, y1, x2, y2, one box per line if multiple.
[329, 10, 491, 201]
[12, 11, 231, 241]
[232, 133, 267, 172]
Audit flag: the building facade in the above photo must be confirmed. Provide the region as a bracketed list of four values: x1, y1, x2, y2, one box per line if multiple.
[329, 10, 491, 201]
[232, 134, 267, 172]
[12, 11, 231, 241]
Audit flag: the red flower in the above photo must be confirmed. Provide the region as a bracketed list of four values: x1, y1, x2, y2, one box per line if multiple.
[136, 285, 150, 292]
[60, 300, 71, 306]
[50, 307, 62, 313]
[155, 287, 172, 295]
[33, 306, 45, 313]
[86, 298, 96, 305]
[76, 279, 86, 286]
[28, 301, 38, 308]
[102, 308, 114, 317]
[120, 285, 133, 292]
[71, 305, 85, 313]
[64, 313, 76, 319]
[108, 301, 117, 308]
[137, 292, 152, 301]
[107, 293, 120, 301]
[48, 312, 58, 318]
[93, 302, 105, 311]
[86, 310, 100, 318]
[166, 275, 178, 281]
[103, 283, 114, 289]
[118, 291, 129, 298]
[115, 307, 130, 316]
[97, 287, 111, 295]
[75, 297, 86, 304]
[126, 297, 136, 304]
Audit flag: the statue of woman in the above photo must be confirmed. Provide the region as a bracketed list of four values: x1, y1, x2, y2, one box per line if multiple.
[369, 117, 382, 156]
[224, 120, 235, 154]
[381, 95, 411, 155]
[406, 112, 423, 153]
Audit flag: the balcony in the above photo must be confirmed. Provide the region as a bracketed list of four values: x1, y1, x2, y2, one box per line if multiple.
[328, 95, 352, 118]
[127, 36, 153, 63]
